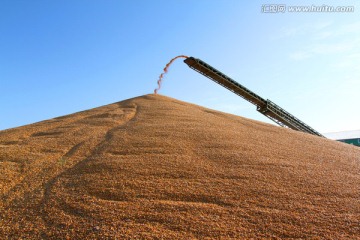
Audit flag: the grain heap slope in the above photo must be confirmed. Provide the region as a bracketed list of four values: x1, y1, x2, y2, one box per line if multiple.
[0, 94, 359, 239]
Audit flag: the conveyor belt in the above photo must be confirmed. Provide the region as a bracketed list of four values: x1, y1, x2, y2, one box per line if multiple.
[184, 57, 324, 137]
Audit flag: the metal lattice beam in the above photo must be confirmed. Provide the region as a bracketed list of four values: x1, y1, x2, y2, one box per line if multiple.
[184, 57, 324, 137]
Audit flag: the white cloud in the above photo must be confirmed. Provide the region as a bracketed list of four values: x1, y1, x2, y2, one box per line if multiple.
[279, 21, 360, 40]
[279, 20, 360, 61]
[312, 41, 356, 54]
[332, 53, 360, 69]
[275, 21, 333, 39]
[289, 36, 360, 61]
[315, 31, 334, 40]
[315, 21, 360, 39]
[289, 51, 312, 61]
[339, 21, 360, 34]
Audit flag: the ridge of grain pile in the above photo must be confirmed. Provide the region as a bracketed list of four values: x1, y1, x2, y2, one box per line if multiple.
[1, 94, 359, 239]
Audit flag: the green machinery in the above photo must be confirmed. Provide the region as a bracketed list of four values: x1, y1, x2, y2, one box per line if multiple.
[184, 57, 324, 137]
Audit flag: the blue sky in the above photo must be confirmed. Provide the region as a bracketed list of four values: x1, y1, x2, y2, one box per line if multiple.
[1, 0, 359, 133]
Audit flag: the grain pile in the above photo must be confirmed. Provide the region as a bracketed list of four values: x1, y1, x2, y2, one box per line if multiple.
[0, 94, 359, 239]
